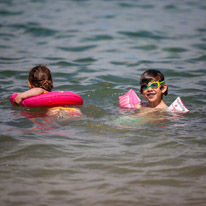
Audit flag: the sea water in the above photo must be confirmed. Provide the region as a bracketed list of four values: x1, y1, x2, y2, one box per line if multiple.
[0, 0, 206, 205]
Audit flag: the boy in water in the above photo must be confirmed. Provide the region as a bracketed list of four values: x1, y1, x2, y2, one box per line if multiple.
[137, 69, 168, 110]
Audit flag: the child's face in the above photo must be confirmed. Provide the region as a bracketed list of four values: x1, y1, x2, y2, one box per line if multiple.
[142, 80, 167, 105]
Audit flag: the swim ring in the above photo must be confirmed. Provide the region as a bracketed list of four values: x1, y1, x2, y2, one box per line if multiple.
[10, 91, 84, 107]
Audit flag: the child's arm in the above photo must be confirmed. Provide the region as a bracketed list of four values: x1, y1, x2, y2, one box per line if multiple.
[14, 88, 44, 104]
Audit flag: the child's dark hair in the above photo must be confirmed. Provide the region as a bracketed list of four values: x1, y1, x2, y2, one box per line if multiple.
[28, 65, 53, 92]
[140, 69, 168, 95]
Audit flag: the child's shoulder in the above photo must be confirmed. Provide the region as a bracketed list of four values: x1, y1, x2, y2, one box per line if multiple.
[141, 102, 149, 107]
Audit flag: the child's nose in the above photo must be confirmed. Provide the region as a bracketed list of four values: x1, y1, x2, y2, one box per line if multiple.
[147, 86, 152, 91]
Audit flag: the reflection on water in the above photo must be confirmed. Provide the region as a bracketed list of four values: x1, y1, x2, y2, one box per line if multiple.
[0, 0, 206, 205]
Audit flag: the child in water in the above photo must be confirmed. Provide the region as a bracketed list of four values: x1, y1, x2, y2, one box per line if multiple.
[137, 69, 168, 110]
[14, 65, 53, 104]
[118, 69, 188, 126]
[14, 65, 81, 116]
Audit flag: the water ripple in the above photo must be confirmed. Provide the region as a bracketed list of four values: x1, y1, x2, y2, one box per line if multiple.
[0, 10, 23, 16]
[58, 45, 97, 52]
[83, 34, 114, 41]
[119, 30, 172, 40]
[189, 55, 206, 62]
[163, 47, 188, 53]
[25, 27, 58, 37]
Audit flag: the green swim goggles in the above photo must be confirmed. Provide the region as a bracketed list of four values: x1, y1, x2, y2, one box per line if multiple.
[142, 81, 165, 91]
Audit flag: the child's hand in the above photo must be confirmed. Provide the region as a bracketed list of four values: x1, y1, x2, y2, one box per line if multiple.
[13, 88, 44, 105]
[135, 103, 141, 109]
[14, 93, 23, 104]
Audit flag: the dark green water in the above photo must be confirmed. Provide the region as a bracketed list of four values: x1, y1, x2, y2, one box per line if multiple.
[0, 0, 206, 205]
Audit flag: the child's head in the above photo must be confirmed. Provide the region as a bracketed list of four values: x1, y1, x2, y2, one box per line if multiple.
[139, 69, 168, 96]
[28, 65, 53, 92]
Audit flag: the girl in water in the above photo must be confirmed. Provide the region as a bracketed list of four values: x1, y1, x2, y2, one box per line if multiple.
[14, 65, 81, 116]
[14, 65, 53, 104]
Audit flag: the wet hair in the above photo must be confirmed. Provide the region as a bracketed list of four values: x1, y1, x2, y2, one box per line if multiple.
[28, 65, 53, 92]
[139, 69, 168, 95]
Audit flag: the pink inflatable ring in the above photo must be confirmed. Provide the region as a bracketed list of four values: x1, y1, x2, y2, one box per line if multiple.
[10, 91, 83, 107]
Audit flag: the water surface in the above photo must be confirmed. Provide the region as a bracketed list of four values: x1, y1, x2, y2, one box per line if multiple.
[0, 0, 206, 205]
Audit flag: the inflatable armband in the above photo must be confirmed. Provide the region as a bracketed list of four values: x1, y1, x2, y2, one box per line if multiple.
[168, 97, 189, 113]
[119, 89, 141, 108]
